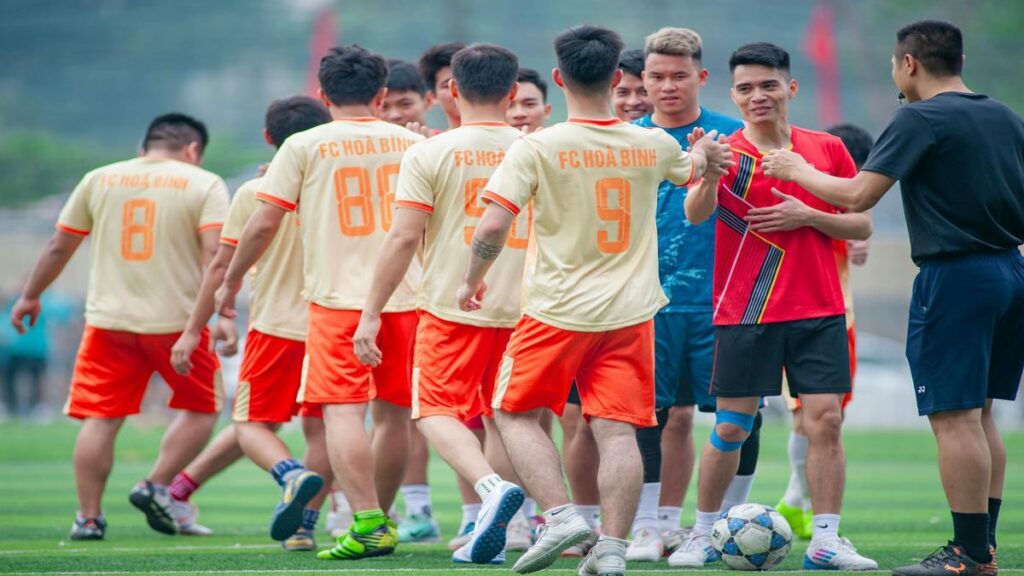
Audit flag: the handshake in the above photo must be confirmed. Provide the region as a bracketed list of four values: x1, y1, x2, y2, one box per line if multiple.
[687, 128, 735, 180]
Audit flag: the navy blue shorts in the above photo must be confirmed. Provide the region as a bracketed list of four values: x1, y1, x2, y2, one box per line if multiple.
[907, 249, 1024, 415]
[654, 311, 716, 411]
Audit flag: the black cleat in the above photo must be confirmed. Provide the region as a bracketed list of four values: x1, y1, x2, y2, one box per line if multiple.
[892, 543, 997, 576]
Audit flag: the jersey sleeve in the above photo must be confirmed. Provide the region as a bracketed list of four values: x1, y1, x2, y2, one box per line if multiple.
[56, 172, 95, 236]
[198, 177, 230, 231]
[861, 107, 935, 181]
[220, 184, 258, 245]
[825, 138, 858, 214]
[258, 140, 305, 212]
[660, 133, 696, 186]
[394, 146, 435, 213]
[482, 138, 537, 215]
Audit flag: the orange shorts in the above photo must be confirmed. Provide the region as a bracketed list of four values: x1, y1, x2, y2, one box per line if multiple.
[66, 325, 222, 419]
[303, 304, 417, 407]
[233, 330, 306, 423]
[493, 316, 657, 427]
[412, 311, 513, 421]
[786, 325, 856, 411]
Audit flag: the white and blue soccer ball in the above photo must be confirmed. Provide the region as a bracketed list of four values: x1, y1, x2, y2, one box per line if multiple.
[710, 503, 793, 570]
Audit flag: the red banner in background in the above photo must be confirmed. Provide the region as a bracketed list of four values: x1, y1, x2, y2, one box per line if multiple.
[307, 9, 338, 98]
[803, 4, 841, 128]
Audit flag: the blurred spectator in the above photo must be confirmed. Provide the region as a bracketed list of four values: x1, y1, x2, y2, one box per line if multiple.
[1, 291, 74, 420]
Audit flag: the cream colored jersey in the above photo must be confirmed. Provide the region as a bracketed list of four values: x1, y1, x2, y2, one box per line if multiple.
[258, 118, 425, 311]
[57, 156, 229, 333]
[221, 177, 306, 341]
[483, 118, 697, 332]
[395, 122, 529, 328]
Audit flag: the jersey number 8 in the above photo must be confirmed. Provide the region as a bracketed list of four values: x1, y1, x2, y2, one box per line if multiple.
[332, 164, 400, 236]
[121, 198, 155, 261]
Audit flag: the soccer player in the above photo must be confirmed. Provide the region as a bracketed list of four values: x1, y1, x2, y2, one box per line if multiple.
[675, 42, 876, 570]
[508, 68, 552, 133]
[457, 24, 731, 575]
[763, 21, 1022, 576]
[382, 59, 436, 128]
[774, 123, 874, 541]
[419, 42, 467, 130]
[355, 43, 529, 566]
[613, 48, 653, 122]
[10, 113, 229, 540]
[215, 45, 424, 560]
[627, 27, 752, 563]
[170, 96, 333, 550]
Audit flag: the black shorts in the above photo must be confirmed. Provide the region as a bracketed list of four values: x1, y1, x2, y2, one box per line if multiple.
[907, 250, 1024, 415]
[712, 315, 851, 398]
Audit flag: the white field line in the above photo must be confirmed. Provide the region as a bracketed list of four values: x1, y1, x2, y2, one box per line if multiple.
[3, 571, 1024, 576]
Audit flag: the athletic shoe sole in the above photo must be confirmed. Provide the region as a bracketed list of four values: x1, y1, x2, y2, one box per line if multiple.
[513, 524, 592, 574]
[129, 489, 177, 535]
[270, 472, 324, 541]
[470, 485, 525, 564]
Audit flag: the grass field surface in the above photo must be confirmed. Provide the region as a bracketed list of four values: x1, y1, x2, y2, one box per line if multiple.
[0, 420, 1020, 575]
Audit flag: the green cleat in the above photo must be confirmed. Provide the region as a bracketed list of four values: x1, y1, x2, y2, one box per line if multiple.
[317, 521, 398, 560]
[398, 511, 441, 543]
[775, 501, 813, 541]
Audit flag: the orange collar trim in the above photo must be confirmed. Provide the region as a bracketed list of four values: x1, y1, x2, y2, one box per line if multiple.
[568, 117, 622, 126]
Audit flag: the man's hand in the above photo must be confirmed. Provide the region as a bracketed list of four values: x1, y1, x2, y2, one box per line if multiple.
[690, 129, 734, 176]
[212, 317, 239, 357]
[848, 239, 870, 265]
[744, 188, 815, 233]
[171, 330, 202, 375]
[762, 148, 811, 182]
[456, 280, 487, 312]
[353, 314, 383, 367]
[10, 297, 41, 335]
[215, 280, 242, 319]
[405, 122, 434, 138]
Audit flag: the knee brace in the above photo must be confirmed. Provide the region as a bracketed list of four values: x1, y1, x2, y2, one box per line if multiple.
[636, 409, 669, 483]
[736, 411, 763, 475]
[710, 410, 756, 452]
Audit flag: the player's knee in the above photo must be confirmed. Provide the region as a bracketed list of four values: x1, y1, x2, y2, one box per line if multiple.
[710, 410, 756, 452]
[714, 422, 750, 444]
[666, 405, 694, 434]
[805, 408, 843, 441]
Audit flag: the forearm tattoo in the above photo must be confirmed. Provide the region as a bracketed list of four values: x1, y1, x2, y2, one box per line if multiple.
[472, 237, 503, 261]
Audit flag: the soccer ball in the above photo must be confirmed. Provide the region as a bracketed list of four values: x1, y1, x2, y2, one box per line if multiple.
[710, 503, 793, 570]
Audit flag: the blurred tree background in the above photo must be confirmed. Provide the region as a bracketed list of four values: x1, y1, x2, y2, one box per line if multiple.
[0, 0, 1021, 218]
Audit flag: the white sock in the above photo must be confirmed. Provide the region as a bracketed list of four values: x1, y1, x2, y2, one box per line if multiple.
[631, 482, 661, 534]
[694, 510, 719, 536]
[658, 506, 683, 532]
[577, 504, 601, 529]
[543, 503, 579, 525]
[474, 474, 502, 500]
[461, 503, 481, 530]
[522, 497, 538, 519]
[783, 432, 809, 508]
[400, 483, 432, 516]
[811, 513, 840, 542]
[332, 490, 351, 514]
[720, 474, 755, 515]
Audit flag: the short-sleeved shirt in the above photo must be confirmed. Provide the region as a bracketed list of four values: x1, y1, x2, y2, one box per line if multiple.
[257, 118, 425, 311]
[713, 127, 853, 326]
[483, 118, 696, 332]
[635, 108, 745, 313]
[394, 121, 529, 328]
[57, 156, 229, 333]
[220, 177, 306, 341]
[861, 92, 1024, 264]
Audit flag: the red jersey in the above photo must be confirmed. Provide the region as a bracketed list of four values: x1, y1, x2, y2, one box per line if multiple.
[713, 126, 855, 326]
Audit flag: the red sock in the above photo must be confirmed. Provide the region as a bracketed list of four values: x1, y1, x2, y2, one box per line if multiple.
[169, 472, 199, 501]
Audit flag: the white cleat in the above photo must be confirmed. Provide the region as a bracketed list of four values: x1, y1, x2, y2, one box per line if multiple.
[804, 536, 879, 571]
[562, 531, 599, 557]
[453, 541, 506, 564]
[506, 512, 534, 551]
[625, 527, 663, 561]
[513, 511, 592, 574]
[170, 498, 212, 536]
[667, 531, 720, 568]
[578, 541, 627, 576]
[662, 526, 692, 556]
[463, 481, 524, 564]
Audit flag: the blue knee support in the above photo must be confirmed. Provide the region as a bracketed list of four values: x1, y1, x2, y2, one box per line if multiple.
[709, 410, 756, 452]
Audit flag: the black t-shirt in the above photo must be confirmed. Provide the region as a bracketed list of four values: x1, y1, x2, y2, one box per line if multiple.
[862, 92, 1024, 264]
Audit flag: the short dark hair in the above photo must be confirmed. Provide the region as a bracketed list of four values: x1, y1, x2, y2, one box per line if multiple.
[418, 42, 467, 91]
[517, 68, 548, 102]
[618, 48, 645, 78]
[143, 113, 209, 152]
[553, 25, 625, 93]
[451, 44, 519, 104]
[825, 124, 874, 168]
[265, 96, 331, 148]
[318, 45, 388, 106]
[386, 59, 428, 96]
[896, 20, 963, 77]
[729, 42, 790, 75]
